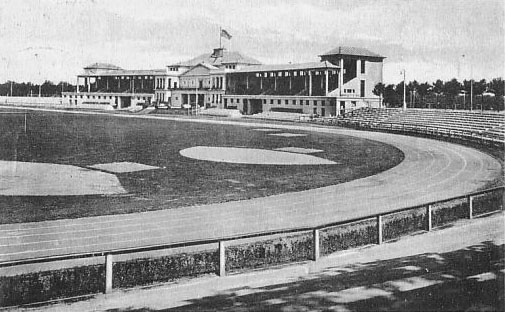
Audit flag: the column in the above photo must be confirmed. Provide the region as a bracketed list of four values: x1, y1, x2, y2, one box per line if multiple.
[325, 70, 329, 95]
[246, 75, 249, 91]
[289, 72, 292, 91]
[339, 58, 344, 96]
[313, 229, 320, 261]
[76, 76, 80, 93]
[218, 241, 226, 277]
[304, 72, 307, 92]
[274, 73, 277, 91]
[86, 77, 90, 92]
[105, 254, 113, 293]
[309, 71, 312, 96]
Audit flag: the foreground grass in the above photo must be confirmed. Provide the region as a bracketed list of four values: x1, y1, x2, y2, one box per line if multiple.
[0, 110, 404, 223]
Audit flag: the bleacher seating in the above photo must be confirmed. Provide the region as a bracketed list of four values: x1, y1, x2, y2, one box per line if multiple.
[320, 108, 504, 144]
[248, 111, 303, 122]
[338, 108, 401, 125]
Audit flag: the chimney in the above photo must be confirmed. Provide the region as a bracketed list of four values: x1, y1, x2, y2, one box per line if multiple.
[212, 48, 224, 58]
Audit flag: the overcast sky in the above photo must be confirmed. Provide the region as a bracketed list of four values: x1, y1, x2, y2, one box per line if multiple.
[0, 0, 503, 84]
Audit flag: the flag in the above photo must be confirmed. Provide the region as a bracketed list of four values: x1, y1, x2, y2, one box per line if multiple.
[221, 29, 232, 40]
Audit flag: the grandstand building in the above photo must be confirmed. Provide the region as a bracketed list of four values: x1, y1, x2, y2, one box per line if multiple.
[63, 46, 385, 116]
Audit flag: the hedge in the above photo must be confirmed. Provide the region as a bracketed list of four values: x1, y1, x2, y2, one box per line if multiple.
[321, 218, 377, 256]
[225, 233, 313, 272]
[383, 207, 426, 241]
[0, 264, 104, 307]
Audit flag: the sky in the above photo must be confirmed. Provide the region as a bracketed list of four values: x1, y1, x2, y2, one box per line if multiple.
[0, 0, 503, 84]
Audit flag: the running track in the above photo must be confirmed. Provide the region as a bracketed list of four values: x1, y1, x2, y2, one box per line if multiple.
[0, 107, 503, 263]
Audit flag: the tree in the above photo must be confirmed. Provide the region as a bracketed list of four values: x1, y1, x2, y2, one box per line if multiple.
[372, 82, 385, 97]
[432, 80, 444, 95]
[473, 79, 487, 96]
[417, 82, 431, 107]
[395, 81, 408, 107]
[373, 82, 385, 107]
[443, 79, 461, 109]
[488, 78, 504, 97]
[407, 80, 419, 107]
[383, 84, 400, 107]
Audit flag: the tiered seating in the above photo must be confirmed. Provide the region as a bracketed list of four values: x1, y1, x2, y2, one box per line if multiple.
[326, 108, 504, 144]
[248, 111, 303, 122]
[383, 109, 504, 137]
[484, 124, 505, 142]
[337, 108, 401, 125]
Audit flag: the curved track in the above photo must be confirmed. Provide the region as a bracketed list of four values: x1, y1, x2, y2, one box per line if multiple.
[0, 112, 502, 263]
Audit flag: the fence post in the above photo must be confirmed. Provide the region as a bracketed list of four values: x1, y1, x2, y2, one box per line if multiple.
[426, 205, 432, 231]
[468, 196, 474, 219]
[313, 229, 320, 261]
[105, 254, 113, 294]
[377, 215, 383, 245]
[218, 241, 226, 277]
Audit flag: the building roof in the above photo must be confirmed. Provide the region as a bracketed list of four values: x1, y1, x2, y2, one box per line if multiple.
[319, 46, 385, 58]
[83, 63, 123, 70]
[230, 61, 339, 74]
[174, 49, 262, 67]
[80, 69, 166, 77]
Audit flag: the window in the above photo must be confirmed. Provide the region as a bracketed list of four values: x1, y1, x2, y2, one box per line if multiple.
[285, 100, 289, 105]
[263, 99, 267, 104]
[351, 101, 357, 107]
[361, 60, 366, 74]
[306, 100, 309, 105]
[360, 80, 365, 97]
[278, 100, 281, 104]
[270, 99, 274, 104]
[293, 100, 296, 105]
[314, 100, 318, 106]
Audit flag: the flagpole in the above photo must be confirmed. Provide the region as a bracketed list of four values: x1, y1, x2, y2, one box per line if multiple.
[219, 26, 222, 49]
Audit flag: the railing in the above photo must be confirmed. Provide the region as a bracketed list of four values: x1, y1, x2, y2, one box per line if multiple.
[1, 186, 503, 295]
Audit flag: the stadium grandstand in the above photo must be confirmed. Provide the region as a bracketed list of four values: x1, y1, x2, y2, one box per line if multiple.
[63, 46, 386, 116]
[314, 107, 505, 144]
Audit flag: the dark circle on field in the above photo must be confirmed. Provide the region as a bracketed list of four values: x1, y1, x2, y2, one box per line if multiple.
[0, 110, 404, 223]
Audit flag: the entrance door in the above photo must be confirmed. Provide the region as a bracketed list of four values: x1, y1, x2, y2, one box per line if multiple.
[249, 99, 263, 115]
[121, 96, 131, 108]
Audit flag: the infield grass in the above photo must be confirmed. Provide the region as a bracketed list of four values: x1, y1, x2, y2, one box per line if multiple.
[0, 109, 404, 224]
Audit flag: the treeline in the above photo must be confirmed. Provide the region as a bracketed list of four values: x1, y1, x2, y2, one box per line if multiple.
[373, 78, 504, 111]
[0, 81, 76, 97]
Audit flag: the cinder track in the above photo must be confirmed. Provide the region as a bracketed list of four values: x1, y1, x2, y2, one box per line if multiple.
[0, 107, 502, 263]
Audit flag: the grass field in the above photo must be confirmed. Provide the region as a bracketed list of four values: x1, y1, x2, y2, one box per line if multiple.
[0, 109, 404, 224]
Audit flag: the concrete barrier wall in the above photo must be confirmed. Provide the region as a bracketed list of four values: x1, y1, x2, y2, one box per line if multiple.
[0, 96, 68, 108]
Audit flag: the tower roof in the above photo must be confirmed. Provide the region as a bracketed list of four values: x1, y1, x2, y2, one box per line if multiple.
[83, 63, 123, 70]
[319, 46, 385, 59]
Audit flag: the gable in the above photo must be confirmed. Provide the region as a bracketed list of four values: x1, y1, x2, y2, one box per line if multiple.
[181, 64, 213, 77]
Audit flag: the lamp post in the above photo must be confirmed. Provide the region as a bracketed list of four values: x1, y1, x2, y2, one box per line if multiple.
[401, 69, 406, 111]
[34, 53, 41, 97]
